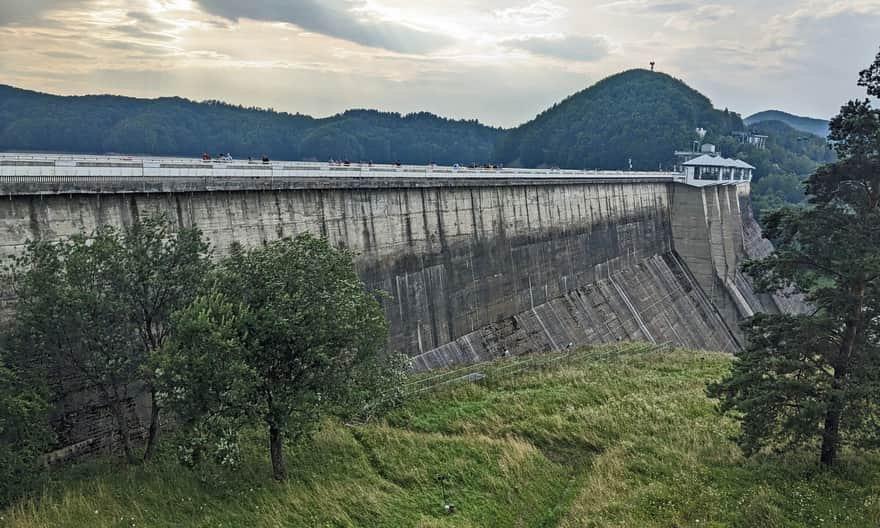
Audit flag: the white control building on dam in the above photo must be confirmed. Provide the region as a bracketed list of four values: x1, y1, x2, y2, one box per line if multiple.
[0, 151, 789, 461]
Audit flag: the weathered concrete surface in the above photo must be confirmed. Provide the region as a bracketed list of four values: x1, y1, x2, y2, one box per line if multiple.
[668, 183, 802, 344]
[0, 179, 792, 459]
[1, 183, 672, 355]
[411, 252, 739, 371]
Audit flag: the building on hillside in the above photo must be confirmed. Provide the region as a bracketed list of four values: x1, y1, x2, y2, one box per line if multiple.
[682, 154, 754, 187]
[732, 131, 768, 149]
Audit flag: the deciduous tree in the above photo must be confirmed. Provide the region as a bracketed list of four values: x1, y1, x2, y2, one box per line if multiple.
[6, 214, 210, 463]
[157, 233, 400, 480]
[8, 230, 144, 462]
[117, 215, 211, 461]
[153, 292, 258, 467]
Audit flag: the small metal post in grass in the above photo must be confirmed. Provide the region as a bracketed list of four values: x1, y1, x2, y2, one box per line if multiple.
[436, 474, 455, 514]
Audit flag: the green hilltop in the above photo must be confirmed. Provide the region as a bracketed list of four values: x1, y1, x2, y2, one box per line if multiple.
[4, 346, 879, 527]
[496, 69, 743, 171]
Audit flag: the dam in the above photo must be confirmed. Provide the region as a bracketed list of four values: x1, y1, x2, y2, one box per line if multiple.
[0, 153, 796, 458]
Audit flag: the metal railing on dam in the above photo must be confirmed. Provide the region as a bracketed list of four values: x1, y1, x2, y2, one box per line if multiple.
[0, 153, 684, 195]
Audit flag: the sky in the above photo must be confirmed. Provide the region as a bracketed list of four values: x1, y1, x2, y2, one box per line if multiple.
[0, 0, 878, 128]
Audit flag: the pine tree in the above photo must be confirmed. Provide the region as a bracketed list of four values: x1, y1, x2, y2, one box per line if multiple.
[709, 48, 880, 466]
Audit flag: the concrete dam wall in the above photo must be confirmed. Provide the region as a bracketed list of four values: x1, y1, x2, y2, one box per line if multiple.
[0, 173, 790, 458]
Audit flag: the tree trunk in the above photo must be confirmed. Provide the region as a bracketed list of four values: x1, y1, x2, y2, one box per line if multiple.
[109, 400, 137, 465]
[820, 283, 864, 467]
[269, 424, 287, 481]
[820, 401, 841, 466]
[820, 350, 849, 467]
[142, 386, 161, 462]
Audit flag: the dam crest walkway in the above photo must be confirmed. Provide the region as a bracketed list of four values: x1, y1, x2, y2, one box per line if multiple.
[0, 153, 683, 195]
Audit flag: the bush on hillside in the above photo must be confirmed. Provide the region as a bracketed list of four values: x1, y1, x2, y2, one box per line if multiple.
[0, 339, 54, 508]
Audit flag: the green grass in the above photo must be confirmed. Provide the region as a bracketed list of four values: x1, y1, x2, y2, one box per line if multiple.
[4, 345, 880, 527]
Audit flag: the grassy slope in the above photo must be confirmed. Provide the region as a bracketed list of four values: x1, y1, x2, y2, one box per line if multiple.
[4, 346, 880, 527]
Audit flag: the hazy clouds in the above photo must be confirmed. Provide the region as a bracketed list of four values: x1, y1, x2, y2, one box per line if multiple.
[503, 34, 611, 62]
[0, 0, 80, 25]
[195, 0, 453, 53]
[0, 0, 878, 127]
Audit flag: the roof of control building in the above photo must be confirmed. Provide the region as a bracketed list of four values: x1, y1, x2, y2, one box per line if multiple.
[683, 154, 755, 170]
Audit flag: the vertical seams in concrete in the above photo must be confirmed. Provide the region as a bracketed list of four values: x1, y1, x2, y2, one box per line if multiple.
[670, 183, 746, 343]
[434, 188, 454, 346]
[418, 188, 440, 350]
[6, 182, 749, 370]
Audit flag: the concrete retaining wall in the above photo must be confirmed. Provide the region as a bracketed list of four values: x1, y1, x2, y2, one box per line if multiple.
[669, 184, 795, 344]
[1, 183, 672, 354]
[411, 252, 739, 371]
[0, 179, 793, 459]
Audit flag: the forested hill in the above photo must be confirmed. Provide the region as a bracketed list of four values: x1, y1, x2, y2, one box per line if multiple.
[713, 118, 835, 216]
[0, 85, 500, 165]
[745, 110, 829, 137]
[0, 72, 820, 177]
[496, 69, 744, 171]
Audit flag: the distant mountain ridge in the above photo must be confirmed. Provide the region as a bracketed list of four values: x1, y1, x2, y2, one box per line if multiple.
[745, 110, 829, 138]
[0, 84, 501, 166]
[0, 71, 742, 171]
[0, 72, 828, 177]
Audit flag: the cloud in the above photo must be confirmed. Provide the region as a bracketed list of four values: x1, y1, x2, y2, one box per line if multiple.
[0, 0, 83, 25]
[664, 4, 736, 30]
[195, 0, 452, 54]
[124, 11, 176, 31]
[96, 39, 179, 56]
[112, 24, 171, 40]
[40, 50, 91, 60]
[644, 2, 694, 13]
[754, 0, 880, 64]
[599, 0, 694, 13]
[504, 34, 612, 62]
[494, 1, 567, 25]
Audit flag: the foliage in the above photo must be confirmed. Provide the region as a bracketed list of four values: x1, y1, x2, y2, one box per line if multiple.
[157, 233, 397, 480]
[114, 214, 212, 461]
[153, 293, 257, 468]
[710, 313, 841, 457]
[2, 71, 829, 182]
[497, 69, 743, 170]
[6, 229, 145, 463]
[4, 214, 211, 464]
[710, 48, 880, 466]
[0, 341, 54, 508]
[0, 85, 501, 165]
[6, 348, 880, 527]
[714, 119, 835, 220]
[752, 172, 807, 216]
[745, 120, 835, 169]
